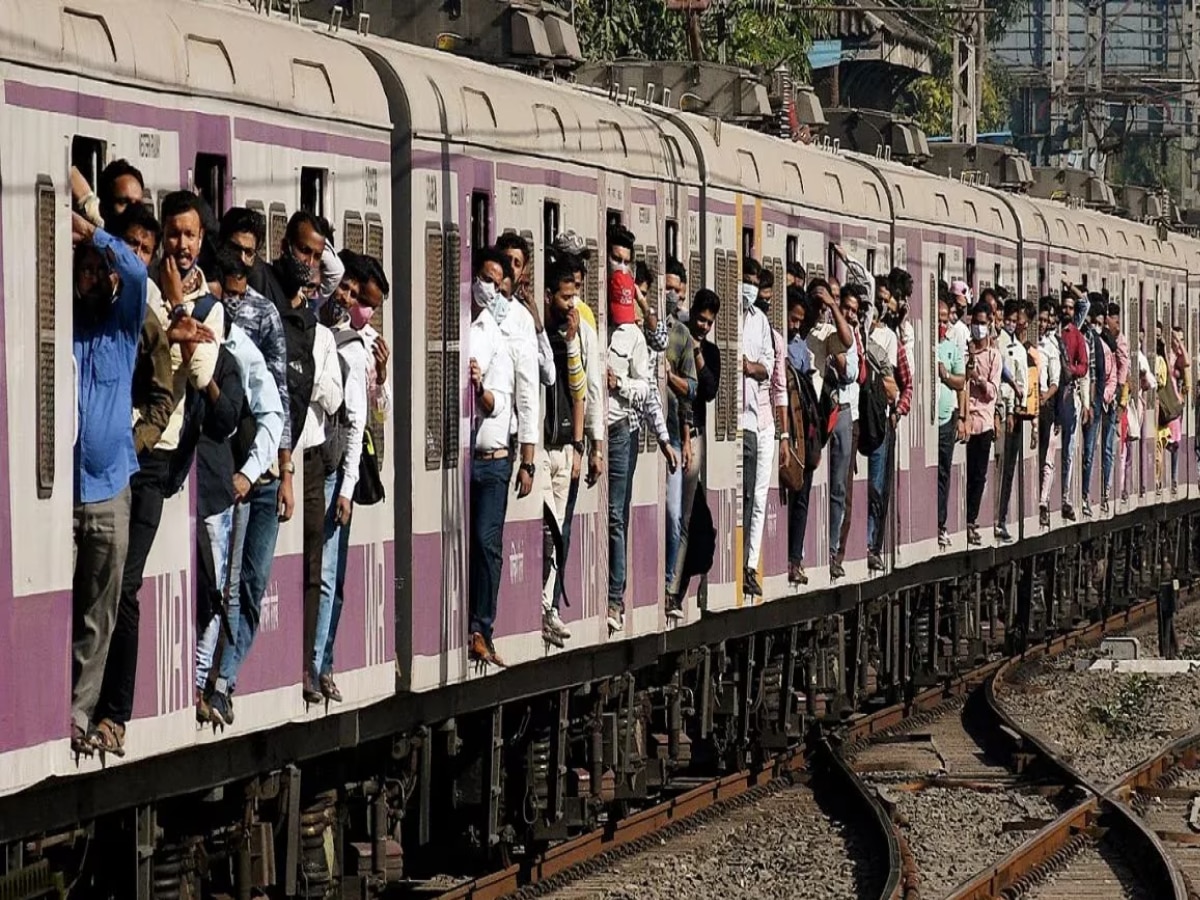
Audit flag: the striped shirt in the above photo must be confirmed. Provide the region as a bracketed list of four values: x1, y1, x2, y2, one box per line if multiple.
[224, 286, 292, 452]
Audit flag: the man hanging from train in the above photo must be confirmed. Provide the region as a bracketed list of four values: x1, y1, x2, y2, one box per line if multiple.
[469, 248, 516, 665]
[70, 159, 144, 233]
[863, 272, 913, 572]
[662, 259, 698, 620]
[539, 259, 586, 647]
[68, 207, 148, 756]
[666, 286, 721, 613]
[606, 224, 652, 632]
[936, 295, 968, 550]
[995, 298, 1031, 542]
[1104, 303, 1131, 511]
[1080, 294, 1117, 518]
[740, 258, 775, 597]
[1057, 281, 1091, 521]
[782, 286, 820, 585]
[754, 267, 789, 583]
[832, 281, 867, 577]
[547, 233, 605, 621]
[1037, 297, 1064, 527]
[965, 302, 1004, 545]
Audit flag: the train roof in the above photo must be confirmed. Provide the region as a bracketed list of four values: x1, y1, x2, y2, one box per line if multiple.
[0, 0, 389, 128]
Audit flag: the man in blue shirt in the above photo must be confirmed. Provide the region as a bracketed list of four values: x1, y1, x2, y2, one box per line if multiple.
[70, 213, 147, 755]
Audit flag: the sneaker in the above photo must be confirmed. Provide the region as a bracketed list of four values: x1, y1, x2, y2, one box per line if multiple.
[938, 528, 950, 549]
[195, 688, 211, 724]
[302, 678, 323, 705]
[788, 563, 808, 586]
[665, 595, 684, 621]
[1100, 494, 1110, 514]
[607, 603, 624, 632]
[743, 568, 763, 597]
[1039, 505, 1050, 527]
[1062, 503, 1076, 522]
[468, 631, 491, 663]
[545, 607, 571, 641]
[208, 691, 234, 727]
[318, 674, 342, 703]
[995, 524, 1013, 543]
[541, 610, 564, 647]
[867, 551, 884, 572]
[1082, 499, 1093, 518]
[830, 559, 846, 580]
[967, 524, 981, 546]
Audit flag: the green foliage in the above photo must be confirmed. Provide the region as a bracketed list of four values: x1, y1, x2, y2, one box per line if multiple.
[908, 62, 1013, 137]
[571, 0, 686, 61]
[1085, 674, 1160, 740]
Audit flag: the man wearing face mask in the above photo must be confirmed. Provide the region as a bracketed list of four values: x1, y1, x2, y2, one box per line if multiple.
[605, 228, 652, 632]
[469, 249, 516, 665]
[1104, 304, 1130, 511]
[832, 282, 867, 575]
[307, 252, 371, 702]
[965, 302, 1003, 545]
[1037, 297, 1064, 527]
[1056, 281, 1090, 520]
[947, 281, 972, 357]
[662, 259, 698, 609]
[1080, 293, 1115, 517]
[995, 299, 1029, 542]
[68, 212, 148, 755]
[632, 262, 680, 475]
[539, 261, 587, 647]
[936, 297, 968, 549]
[740, 258, 775, 597]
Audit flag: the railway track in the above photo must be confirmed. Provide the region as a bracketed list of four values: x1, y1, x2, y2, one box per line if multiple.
[436, 593, 1200, 900]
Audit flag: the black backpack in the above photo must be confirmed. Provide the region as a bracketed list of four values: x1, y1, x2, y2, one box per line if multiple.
[858, 348, 890, 457]
[277, 304, 317, 444]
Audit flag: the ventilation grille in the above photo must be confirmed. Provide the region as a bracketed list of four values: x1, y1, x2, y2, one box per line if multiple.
[36, 177, 56, 499]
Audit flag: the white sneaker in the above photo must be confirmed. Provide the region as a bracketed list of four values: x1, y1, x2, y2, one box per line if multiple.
[546, 607, 571, 640]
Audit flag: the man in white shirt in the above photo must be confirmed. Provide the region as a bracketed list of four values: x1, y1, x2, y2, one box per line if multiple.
[307, 252, 375, 704]
[947, 280, 972, 357]
[495, 237, 541, 500]
[995, 298, 1029, 542]
[469, 249, 515, 666]
[1037, 297, 1064, 526]
[606, 226, 651, 632]
[740, 258, 775, 597]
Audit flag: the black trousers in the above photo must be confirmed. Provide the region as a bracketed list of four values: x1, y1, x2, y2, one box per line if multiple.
[787, 466, 814, 566]
[997, 420, 1022, 526]
[302, 448, 327, 685]
[95, 450, 170, 726]
[937, 417, 956, 531]
[966, 431, 994, 526]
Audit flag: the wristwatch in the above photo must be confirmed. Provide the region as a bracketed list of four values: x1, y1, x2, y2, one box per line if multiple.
[779, 432, 790, 442]
[520, 462, 536, 478]
[571, 440, 586, 454]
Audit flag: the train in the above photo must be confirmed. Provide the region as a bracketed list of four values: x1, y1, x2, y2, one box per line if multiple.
[1, 0, 1197, 894]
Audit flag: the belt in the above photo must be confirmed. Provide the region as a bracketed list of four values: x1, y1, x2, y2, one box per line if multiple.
[838, 402, 851, 411]
[474, 448, 510, 461]
[689, 425, 703, 438]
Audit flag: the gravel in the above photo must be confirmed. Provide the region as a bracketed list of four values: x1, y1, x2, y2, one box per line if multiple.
[539, 784, 879, 900]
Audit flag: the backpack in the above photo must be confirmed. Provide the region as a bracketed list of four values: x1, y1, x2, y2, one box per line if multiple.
[278, 304, 318, 444]
[785, 363, 823, 474]
[858, 343, 891, 456]
[1158, 361, 1183, 427]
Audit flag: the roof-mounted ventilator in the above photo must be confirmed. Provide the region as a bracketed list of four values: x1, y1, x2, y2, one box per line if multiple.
[328, 4, 342, 31]
[357, 12, 370, 35]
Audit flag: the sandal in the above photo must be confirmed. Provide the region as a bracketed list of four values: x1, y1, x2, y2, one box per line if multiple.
[71, 725, 95, 757]
[93, 718, 126, 757]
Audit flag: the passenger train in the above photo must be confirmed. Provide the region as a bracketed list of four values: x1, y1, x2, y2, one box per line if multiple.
[0, 0, 1197, 888]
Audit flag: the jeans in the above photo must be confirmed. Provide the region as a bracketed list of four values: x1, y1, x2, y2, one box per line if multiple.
[1059, 390, 1079, 503]
[743, 421, 775, 573]
[866, 425, 893, 554]
[553, 474, 581, 611]
[469, 456, 513, 640]
[966, 431, 994, 525]
[1081, 402, 1101, 501]
[666, 439, 684, 583]
[667, 432, 704, 597]
[96, 453, 168, 725]
[1101, 409, 1117, 498]
[72, 486, 132, 733]
[312, 470, 349, 680]
[835, 421, 860, 565]
[937, 417, 956, 530]
[998, 421, 1022, 525]
[787, 466, 814, 565]
[196, 506, 237, 691]
[607, 420, 638, 612]
[217, 478, 280, 692]
[827, 406, 853, 558]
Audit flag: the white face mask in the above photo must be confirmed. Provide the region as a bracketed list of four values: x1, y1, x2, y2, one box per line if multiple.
[971, 323, 989, 342]
[609, 258, 629, 274]
[473, 278, 510, 324]
[741, 283, 759, 308]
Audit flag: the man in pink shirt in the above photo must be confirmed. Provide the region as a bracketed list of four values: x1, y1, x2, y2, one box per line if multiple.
[1103, 303, 1130, 512]
[1080, 296, 1117, 517]
[966, 302, 1003, 544]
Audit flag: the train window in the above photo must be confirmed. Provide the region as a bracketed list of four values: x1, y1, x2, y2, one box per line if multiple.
[993, 262, 1001, 289]
[471, 191, 490, 251]
[606, 208, 623, 232]
[742, 227, 755, 262]
[1038, 268, 1046, 292]
[365, 214, 384, 267]
[543, 200, 560, 248]
[1101, 277, 1107, 294]
[71, 136, 106, 192]
[195, 153, 227, 217]
[937, 252, 946, 287]
[300, 167, 327, 219]
[343, 211, 365, 254]
[965, 257, 976, 289]
[424, 224, 444, 471]
[268, 202, 287, 261]
[866, 248, 877, 277]
[786, 235, 798, 266]
[664, 219, 678, 261]
[688, 251, 701, 299]
[36, 176, 55, 500]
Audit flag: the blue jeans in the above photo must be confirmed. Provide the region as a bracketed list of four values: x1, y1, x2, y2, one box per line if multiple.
[217, 478, 280, 691]
[196, 506, 237, 691]
[1081, 401, 1101, 500]
[312, 471, 350, 680]
[1102, 408, 1117, 496]
[827, 407, 853, 558]
[665, 438, 684, 583]
[607, 420, 638, 612]
[1059, 391, 1078, 502]
[866, 426, 892, 553]
[469, 456, 512, 640]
